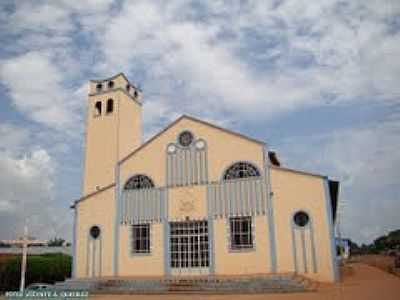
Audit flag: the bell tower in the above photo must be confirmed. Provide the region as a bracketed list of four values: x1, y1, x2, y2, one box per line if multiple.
[82, 73, 142, 195]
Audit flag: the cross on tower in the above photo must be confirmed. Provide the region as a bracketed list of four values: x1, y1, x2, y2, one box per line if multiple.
[3, 225, 47, 291]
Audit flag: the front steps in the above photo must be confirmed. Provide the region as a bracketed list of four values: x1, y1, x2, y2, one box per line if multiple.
[54, 275, 309, 294]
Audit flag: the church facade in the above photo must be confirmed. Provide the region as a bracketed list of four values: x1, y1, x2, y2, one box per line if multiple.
[72, 73, 340, 283]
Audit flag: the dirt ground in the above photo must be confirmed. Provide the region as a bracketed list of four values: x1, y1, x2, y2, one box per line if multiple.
[353, 254, 397, 274]
[1, 262, 399, 300]
[90, 263, 400, 300]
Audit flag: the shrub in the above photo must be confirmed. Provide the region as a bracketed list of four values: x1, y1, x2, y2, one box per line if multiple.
[0, 253, 71, 291]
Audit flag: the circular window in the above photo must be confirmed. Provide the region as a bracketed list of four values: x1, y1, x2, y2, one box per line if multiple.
[293, 211, 309, 227]
[195, 139, 206, 150]
[167, 144, 177, 154]
[90, 226, 101, 239]
[178, 131, 194, 147]
[108, 81, 114, 89]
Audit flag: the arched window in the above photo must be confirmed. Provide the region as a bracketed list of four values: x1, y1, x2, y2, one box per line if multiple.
[124, 175, 155, 190]
[126, 84, 130, 92]
[108, 81, 114, 89]
[223, 162, 260, 180]
[96, 83, 102, 92]
[106, 99, 114, 113]
[94, 101, 102, 116]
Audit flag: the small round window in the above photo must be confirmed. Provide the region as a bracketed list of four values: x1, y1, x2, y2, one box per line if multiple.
[90, 226, 101, 239]
[178, 131, 194, 147]
[293, 211, 309, 227]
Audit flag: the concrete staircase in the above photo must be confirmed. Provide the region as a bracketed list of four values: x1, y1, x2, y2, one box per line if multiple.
[54, 275, 309, 294]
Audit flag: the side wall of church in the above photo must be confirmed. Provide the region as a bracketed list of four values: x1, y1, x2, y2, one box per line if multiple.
[270, 167, 337, 282]
[75, 188, 116, 278]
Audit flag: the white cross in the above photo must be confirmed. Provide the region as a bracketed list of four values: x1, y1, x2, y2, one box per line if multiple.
[3, 225, 47, 292]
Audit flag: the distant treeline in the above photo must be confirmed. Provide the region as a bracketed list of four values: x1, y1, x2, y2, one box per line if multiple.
[346, 229, 400, 255]
[0, 237, 70, 248]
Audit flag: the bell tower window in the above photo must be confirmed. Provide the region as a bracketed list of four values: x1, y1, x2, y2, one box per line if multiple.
[94, 101, 102, 116]
[96, 83, 102, 92]
[108, 81, 114, 89]
[106, 99, 114, 114]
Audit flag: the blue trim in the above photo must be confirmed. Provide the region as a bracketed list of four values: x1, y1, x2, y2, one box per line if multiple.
[309, 219, 318, 273]
[163, 188, 171, 275]
[87, 224, 103, 278]
[113, 164, 121, 276]
[291, 210, 318, 274]
[290, 222, 298, 273]
[72, 204, 78, 278]
[324, 179, 339, 282]
[208, 217, 215, 274]
[300, 229, 308, 273]
[206, 185, 215, 274]
[263, 148, 277, 273]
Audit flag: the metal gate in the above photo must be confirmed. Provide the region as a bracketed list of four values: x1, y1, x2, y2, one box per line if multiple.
[170, 220, 209, 275]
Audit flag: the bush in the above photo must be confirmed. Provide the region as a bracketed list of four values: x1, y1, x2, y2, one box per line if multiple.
[0, 253, 71, 291]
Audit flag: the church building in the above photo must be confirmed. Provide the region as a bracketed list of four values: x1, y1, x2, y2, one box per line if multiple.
[72, 73, 340, 283]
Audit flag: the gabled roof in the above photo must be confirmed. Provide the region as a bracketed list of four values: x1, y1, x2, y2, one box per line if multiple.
[119, 114, 265, 165]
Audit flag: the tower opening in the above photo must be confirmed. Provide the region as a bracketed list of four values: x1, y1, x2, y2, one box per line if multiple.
[106, 99, 114, 113]
[95, 101, 102, 116]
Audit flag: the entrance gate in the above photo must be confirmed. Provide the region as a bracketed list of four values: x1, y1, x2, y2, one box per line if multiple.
[170, 220, 209, 275]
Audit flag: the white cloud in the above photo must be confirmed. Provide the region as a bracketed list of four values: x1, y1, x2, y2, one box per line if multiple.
[0, 123, 30, 153]
[0, 51, 83, 132]
[0, 0, 399, 244]
[0, 141, 70, 240]
[276, 114, 400, 244]
[94, 0, 400, 132]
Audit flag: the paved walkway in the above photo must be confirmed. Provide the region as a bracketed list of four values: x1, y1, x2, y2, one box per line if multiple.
[91, 263, 400, 300]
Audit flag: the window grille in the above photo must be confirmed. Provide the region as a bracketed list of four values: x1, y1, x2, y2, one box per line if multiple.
[223, 162, 260, 180]
[170, 221, 209, 268]
[132, 224, 150, 254]
[124, 175, 154, 190]
[229, 217, 253, 249]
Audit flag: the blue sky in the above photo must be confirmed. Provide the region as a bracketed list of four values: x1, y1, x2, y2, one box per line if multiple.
[0, 0, 399, 244]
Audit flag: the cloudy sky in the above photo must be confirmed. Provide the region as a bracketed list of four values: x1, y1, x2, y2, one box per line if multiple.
[0, 0, 399, 245]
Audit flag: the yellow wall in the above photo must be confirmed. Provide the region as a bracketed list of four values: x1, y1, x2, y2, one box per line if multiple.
[213, 216, 271, 275]
[75, 188, 115, 278]
[118, 223, 165, 276]
[169, 185, 207, 221]
[77, 95, 337, 282]
[83, 81, 141, 195]
[120, 117, 265, 188]
[270, 167, 336, 282]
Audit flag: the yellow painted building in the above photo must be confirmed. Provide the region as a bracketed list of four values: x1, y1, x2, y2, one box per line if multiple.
[72, 73, 340, 283]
